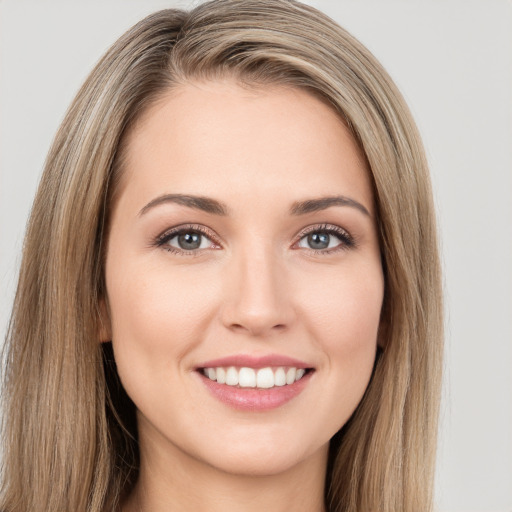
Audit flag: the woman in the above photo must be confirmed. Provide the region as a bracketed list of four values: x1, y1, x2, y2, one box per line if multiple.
[0, 1, 443, 511]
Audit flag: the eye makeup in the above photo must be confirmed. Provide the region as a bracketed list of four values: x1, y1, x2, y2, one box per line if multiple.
[151, 221, 356, 257]
[153, 223, 221, 255]
[293, 223, 357, 255]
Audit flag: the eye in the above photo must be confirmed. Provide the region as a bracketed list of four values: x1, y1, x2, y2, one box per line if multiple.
[296, 225, 354, 252]
[168, 231, 211, 251]
[155, 225, 219, 254]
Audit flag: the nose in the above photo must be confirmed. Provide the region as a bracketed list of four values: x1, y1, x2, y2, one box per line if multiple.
[220, 245, 295, 337]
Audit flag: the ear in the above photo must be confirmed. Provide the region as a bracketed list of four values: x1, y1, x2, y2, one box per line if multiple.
[98, 297, 112, 343]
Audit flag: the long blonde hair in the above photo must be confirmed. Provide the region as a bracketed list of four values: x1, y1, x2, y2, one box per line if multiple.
[1, 1, 443, 511]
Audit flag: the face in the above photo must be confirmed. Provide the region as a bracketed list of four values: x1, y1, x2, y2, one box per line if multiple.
[103, 80, 384, 478]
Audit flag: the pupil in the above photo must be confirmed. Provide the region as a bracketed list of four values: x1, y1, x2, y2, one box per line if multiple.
[178, 232, 201, 250]
[308, 232, 329, 249]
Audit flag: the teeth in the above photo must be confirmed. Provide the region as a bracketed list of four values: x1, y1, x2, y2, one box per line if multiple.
[216, 367, 226, 384]
[239, 367, 256, 388]
[274, 367, 286, 387]
[225, 367, 239, 386]
[286, 367, 296, 384]
[256, 367, 274, 389]
[202, 366, 308, 388]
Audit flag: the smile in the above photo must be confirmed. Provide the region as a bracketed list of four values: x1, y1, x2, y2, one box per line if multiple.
[201, 366, 307, 389]
[196, 355, 314, 411]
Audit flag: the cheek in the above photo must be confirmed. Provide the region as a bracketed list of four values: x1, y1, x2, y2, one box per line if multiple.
[296, 259, 383, 401]
[105, 255, 221, 381]
[298, 259, 383, 346]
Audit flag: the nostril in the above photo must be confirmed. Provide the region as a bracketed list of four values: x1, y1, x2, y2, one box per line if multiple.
[228, 322, 287, 335]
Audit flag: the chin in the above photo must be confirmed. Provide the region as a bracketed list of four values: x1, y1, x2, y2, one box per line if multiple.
[204, 443, 326, 478]
[179, 423, 330, 479]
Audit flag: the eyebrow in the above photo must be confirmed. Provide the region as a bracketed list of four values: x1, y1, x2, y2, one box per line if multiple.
[139, 194, 229, 217]
[139, 193, 370, 218]
[290, 195, 371, 217]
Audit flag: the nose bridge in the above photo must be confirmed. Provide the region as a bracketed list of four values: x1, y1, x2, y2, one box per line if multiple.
[222, 239, 292, 336]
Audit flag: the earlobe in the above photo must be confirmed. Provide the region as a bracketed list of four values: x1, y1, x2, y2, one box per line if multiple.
[98, 297, 112, 343]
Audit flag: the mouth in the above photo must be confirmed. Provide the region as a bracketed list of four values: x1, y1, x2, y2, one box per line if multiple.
[199, 365, 312, 389]
[195, 355, 315, 411]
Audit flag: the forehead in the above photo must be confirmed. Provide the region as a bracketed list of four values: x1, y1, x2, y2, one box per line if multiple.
[116, 80, 374, 215]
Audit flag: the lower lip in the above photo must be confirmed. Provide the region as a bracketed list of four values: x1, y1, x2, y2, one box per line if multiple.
[199, 371, 312, 411]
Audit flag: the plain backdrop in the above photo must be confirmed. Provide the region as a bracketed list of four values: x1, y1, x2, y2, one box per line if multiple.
[1, 1, 511, 511]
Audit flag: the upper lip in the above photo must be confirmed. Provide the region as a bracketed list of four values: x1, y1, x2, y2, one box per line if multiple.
[196, 353, 313, 370]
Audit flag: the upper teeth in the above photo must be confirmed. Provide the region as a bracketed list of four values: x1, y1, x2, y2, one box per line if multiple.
[202, 366, 306, 389]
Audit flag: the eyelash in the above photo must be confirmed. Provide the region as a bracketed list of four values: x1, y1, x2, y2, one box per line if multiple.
[294, 223, 356, 254]
[154, 224, 220, 256]
[153, 223, 356, 256]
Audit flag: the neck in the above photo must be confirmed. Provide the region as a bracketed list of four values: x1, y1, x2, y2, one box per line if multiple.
[123, 431, 328, 512]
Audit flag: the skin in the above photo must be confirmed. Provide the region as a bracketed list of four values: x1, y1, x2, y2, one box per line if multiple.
[102, 80, 384, 512]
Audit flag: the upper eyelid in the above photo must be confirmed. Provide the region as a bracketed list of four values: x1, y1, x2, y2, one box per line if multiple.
[157, 224, 218, 242]
[158, 222, 348, 236]
[295, 223, 351, 238]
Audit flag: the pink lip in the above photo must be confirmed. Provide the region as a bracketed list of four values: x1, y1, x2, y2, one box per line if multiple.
[195, 353, 314, 412]
[198, 370, 313, 412]
[196, 353, 312, 370]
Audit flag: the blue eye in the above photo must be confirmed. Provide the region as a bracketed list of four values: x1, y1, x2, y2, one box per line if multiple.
[156, 226, 217, 253]
[297, 226, 354, 252]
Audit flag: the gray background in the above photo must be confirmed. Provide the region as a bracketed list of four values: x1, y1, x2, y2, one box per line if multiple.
[1, 1, 511, 511]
